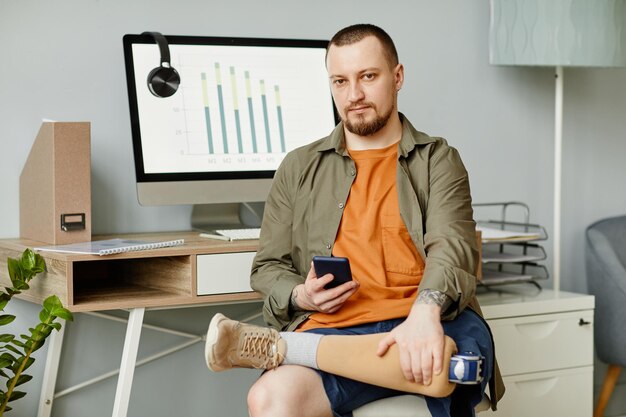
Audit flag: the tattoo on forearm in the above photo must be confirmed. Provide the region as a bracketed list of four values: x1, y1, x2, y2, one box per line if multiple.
[416, 289, 451, 310]
[290, 288, 303, 312]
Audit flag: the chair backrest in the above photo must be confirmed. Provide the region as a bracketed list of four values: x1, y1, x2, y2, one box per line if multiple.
[587, 215, 626, 267]
[586, 215, 626, 366]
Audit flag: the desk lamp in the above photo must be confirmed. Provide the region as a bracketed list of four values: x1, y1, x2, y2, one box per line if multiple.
[489, 0, 626, 292]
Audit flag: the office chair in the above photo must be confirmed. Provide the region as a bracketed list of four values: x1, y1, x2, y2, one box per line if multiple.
[586, 215, 626, 417]
[353, 395, 430, 416]
[353, 394, 491, 416]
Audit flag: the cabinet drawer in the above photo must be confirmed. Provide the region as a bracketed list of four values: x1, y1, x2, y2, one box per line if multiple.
[484, 366, 593, 417]
[488, 310, 593, 375]
[197, 252, 256, 295]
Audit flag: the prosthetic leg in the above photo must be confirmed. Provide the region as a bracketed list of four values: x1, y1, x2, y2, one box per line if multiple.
[317, 334, 457, 397]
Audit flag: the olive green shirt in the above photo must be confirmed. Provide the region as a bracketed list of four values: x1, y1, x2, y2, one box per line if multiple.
[251, 114, 478, 331]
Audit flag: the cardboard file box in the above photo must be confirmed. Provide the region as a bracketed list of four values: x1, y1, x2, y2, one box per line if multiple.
[20, 122, 91, 244]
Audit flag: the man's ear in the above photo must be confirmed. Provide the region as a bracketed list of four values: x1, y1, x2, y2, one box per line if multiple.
[394, 63, 404, 91]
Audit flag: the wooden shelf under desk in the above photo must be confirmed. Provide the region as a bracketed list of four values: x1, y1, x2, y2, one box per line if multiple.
[0, 231, 262, 312]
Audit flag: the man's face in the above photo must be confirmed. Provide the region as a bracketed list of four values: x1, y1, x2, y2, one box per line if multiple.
[326, 36, 403, 137]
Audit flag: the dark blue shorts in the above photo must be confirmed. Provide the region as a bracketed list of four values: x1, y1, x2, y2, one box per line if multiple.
[304, 309, 493, 417]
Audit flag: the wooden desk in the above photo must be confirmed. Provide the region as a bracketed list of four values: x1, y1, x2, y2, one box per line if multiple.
[0, 232, 263, 417]
[0, 231, 262, 312]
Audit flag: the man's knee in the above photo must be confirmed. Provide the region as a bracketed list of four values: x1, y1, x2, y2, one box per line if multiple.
[247, 378, 273, 416]
[248, 366, 330, 417]
[247, 371, 292, 416]
[248, 374, 285, 417]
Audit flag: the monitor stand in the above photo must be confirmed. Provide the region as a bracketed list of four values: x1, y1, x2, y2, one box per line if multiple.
[190, 202, 265, 231]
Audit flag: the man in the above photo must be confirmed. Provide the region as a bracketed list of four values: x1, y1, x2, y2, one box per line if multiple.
[207, 24, 503, 416]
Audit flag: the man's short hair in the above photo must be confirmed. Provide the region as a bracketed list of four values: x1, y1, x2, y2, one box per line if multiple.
[327, 24, 399, 68]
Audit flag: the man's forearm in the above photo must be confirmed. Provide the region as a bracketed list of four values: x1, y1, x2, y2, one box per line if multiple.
[415, 289, 452, 316]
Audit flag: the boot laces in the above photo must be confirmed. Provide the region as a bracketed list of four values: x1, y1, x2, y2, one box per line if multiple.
[240, 330, 279, 369]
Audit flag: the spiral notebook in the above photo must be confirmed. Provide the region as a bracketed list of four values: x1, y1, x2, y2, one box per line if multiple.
[35, 238, 185, 256]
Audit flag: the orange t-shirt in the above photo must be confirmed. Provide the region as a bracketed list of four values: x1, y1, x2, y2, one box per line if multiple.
[299, 142, 424, 330]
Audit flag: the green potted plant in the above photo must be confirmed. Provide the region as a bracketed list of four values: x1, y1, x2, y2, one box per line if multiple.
[0, 249, 72, 415]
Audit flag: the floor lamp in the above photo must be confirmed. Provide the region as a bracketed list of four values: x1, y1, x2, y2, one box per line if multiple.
[489, 0, 626, 293]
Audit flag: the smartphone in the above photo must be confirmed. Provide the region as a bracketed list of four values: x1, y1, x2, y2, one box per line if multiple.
[312, 256, 353, 289]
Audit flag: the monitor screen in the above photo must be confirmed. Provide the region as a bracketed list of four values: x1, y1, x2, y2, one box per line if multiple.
[123, 34, 337, 209]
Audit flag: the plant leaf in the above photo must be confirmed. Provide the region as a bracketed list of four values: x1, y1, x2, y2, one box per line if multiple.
[31, 340, 45, 353]
[0, 358, 12, 369]
[0, 315, 16, 326]
[5, 287, 20, 296]
[32, 323, 52, 340]
[8, 390, 26, 402]
[17, 357, 35, 372]
[43, 295, 62, 314]
[0, 353, 17, 363]
[6, 258, 21, 285]
[53, 308, 73, 322]
[42, 295, 74, 322]
[33, 253, 46, 274]
[29, 327, 44, 339]
[11, 280, 29, 291]
[49, 322, 62, 331]
[0, 334, 14, 343]
[39, 308, 51, 322]
[11, 340, 26, 349]
[5, 344, 22, 356]
[10, 355, 32, 374]
[21, 249, 36, 272]
[0, 293, 11, 311]
[13, 374, 32, 387]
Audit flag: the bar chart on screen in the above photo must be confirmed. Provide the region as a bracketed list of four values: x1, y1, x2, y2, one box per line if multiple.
[199, 64, 286, 156]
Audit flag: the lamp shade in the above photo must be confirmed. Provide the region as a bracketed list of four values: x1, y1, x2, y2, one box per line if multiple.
[490, 0, 626, 67]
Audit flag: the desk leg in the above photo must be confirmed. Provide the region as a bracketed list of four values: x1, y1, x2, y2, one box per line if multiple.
[37, 323, 66, 417]
[111, 308, 145, 417]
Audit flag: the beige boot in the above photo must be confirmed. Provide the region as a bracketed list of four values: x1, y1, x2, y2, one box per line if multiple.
[205, 313, 287, 372]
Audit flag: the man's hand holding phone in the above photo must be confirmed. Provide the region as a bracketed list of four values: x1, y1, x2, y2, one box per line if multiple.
[291, 258, 359, 314]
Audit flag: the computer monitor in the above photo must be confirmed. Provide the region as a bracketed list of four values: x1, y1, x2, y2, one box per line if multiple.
[123, 34, 337, 229]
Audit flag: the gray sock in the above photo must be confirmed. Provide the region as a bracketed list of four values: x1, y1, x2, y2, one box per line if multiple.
[279, 331, 323, 369]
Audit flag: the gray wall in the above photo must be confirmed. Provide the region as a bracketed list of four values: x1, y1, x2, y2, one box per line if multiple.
[1, 0, 625, 416]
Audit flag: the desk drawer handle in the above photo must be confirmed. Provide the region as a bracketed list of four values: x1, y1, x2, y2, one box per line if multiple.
[578, 318, 591, 326]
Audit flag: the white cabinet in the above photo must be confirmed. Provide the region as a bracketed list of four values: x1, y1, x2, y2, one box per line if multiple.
[478, 289, 595, 417]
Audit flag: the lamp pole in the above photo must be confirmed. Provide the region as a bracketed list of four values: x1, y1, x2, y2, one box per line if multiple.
[553, 65, 563, 294]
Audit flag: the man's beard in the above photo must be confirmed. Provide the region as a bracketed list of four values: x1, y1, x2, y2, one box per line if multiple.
[343, 102, 394, 137]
